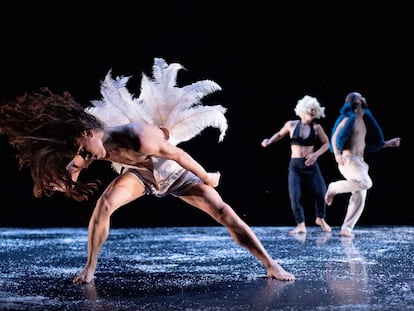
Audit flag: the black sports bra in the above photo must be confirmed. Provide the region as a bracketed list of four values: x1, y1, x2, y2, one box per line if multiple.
[290, 121, 316, 146]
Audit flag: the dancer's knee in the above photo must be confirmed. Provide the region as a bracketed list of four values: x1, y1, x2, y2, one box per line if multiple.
[214, 203, 238, 226]
[360, 178, 373, 190]
[351, 178, 372, 190]
[365, 178, 373, 189]
[95, 194, 118, 218]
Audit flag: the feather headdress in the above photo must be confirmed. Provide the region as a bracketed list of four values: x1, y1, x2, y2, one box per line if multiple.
[138, 58, 227, 145]
[86, 57, 228, 172]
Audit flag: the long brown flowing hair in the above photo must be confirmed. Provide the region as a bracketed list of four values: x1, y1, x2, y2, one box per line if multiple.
[0, 87, 103, 201]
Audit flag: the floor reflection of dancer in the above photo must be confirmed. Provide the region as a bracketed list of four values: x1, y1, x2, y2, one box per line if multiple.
[326, 237, 369, 304]
[325, 92, 401, 238]
[0, 58, 295, 283]
[252, 278, 294, 308]
[290, 230, 332, 246]
[261, 95, 331, 234]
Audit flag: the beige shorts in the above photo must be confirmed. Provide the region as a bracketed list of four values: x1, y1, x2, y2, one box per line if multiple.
[125, 169, 202, 197]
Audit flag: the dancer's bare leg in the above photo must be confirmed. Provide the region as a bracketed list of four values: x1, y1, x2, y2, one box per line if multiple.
[180, 184, 295, 281]
[290, 222, 307, 234]
[73, 173, 145, 284]
[315, 217, 331, 232]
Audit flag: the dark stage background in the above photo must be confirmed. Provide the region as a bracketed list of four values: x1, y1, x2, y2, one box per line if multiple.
[0, 2, 412, 227]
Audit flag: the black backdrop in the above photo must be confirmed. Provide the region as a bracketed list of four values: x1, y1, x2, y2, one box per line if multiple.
[0, 2, 412, 227]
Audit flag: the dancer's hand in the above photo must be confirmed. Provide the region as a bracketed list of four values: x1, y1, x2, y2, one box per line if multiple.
[334, 153, 345, 166]
[304, 153, 317, 166]
[384, 137, 401, 148]
[205, 172, 221, 187]
[261, 139, 270, 147]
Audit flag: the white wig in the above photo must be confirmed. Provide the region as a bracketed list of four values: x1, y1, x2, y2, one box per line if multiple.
[294, 95, 325, 119]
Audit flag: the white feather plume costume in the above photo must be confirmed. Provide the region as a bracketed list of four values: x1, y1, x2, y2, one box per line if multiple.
[86, 58, 228, 174]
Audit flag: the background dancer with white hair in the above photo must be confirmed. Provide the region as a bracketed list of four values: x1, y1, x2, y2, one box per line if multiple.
[261, 95, 331, 234]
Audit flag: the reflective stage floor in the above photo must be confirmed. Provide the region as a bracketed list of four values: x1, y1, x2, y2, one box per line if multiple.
[0, 226, 413, 310]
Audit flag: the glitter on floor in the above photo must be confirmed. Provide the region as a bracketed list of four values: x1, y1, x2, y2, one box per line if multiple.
[0, 226, 413, 310]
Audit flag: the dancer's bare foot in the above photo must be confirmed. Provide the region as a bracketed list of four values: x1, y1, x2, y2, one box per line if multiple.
[325, 187, 335, 206]
[315, 217, 332, 232]
[340, 228, 355, 238]
[267, 260, 295, 281]
[290, 222, 306, 234]
[73, 267, 95, 284]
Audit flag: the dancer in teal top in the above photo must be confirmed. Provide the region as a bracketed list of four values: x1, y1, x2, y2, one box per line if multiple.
[325, 92, 401, 238]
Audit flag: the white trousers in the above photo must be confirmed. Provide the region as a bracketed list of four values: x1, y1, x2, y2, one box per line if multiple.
[328, 154, 373, 233]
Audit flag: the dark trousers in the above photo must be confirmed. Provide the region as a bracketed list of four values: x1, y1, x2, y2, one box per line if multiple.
[288, 158, 327, 223]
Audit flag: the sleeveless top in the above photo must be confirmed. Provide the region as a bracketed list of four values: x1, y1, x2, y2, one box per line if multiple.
[290, 121, 316, 146]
